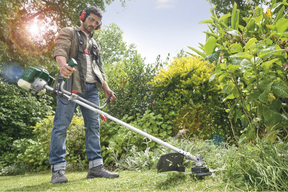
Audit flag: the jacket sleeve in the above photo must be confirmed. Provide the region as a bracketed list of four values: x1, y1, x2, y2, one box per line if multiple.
[53, 27, 74, 62]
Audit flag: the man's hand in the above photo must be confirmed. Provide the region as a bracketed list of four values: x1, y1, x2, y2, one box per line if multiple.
[60, 64, 76, 79]
[104, 89, 116, 103]
[102, 81, 116, 103]
[56, 56, 76, 79]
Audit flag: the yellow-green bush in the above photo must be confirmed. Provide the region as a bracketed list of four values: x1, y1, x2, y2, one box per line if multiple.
[149, 56, 229, 139]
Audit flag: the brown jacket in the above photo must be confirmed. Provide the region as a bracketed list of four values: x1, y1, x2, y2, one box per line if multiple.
[54, 26, 106, 93]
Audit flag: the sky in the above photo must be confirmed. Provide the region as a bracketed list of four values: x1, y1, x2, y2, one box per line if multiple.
[102, 0, 212, 64]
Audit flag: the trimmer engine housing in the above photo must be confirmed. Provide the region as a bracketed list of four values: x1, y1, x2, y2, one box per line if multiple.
[17, 66, 54, 95]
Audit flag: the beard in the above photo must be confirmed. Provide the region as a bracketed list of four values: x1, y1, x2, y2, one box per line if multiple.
[83, 22, 95, 34]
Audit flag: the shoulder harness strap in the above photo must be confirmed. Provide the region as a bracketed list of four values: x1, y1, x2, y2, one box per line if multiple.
[91, 38, 101, 66]
[74, 28, 85, 93]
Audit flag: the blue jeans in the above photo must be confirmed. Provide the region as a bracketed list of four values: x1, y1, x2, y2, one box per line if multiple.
[49, 83, 103, 171]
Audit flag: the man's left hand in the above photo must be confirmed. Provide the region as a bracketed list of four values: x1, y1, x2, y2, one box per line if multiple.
[104, 89, 116, 103]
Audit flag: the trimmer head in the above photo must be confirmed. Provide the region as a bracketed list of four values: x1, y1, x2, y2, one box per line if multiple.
[191, 166, 212, 177]
[157, 153, 212, 178]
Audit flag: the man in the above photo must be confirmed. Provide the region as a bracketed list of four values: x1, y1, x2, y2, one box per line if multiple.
[49, 6, 119, 184]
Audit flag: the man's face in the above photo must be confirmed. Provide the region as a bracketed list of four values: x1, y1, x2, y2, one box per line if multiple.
[82, 13, 101, 34]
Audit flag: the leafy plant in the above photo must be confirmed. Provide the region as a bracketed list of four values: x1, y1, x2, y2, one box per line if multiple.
[189, 0, 288, 142]
[101, 110, 172, 165]
[101, 53, 163, 120]
[109, 133, 236, 174]
[149, 56, 229, 139]
[0, 115, 88, 171]
[0, 80, 52, 157]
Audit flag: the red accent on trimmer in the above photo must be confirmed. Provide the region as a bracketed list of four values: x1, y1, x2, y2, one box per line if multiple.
[101, 114, 107, 122]
[72, 90, 78, 94]
[84, 50, 91, 55]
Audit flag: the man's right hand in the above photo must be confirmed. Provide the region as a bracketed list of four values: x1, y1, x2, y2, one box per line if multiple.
[56, 56, 77, 79]
[60, 63, 76, 79]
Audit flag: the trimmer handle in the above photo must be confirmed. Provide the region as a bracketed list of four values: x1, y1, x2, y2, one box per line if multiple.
[63, 58, 78, 82]
[106, 93, 117, 103]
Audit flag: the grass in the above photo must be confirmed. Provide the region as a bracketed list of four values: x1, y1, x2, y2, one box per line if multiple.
[0, 169, 228, 191]
[2, 138, 287, 191]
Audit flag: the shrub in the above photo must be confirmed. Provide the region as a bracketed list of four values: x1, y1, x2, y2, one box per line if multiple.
[0, 115, 87, 171]
[149, 56, 229, 139]
[101, 54, 162, 120]
[101, 110, 172, 165]
[0, 80, 52, 157]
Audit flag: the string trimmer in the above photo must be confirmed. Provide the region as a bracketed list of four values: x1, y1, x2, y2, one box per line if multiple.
[17, 59, 211, 177]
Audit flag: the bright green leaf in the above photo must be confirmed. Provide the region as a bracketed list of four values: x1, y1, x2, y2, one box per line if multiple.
[259, 82, 273, 103]
[203, 31, 219, 38]
[276, 18, 288, 33]
[225, 93, 235, 100]
[261, 58, 279, 73]
[230, 52, 253, 60]
[227, 30, 239, 36]
[229, 43, 243, 53]
[199, 19, 214, 24]
[272, 80, 288, 98]
[219, 13, 231, 21]
[219, 73, 228, 82]
[205, 36, 217, 55]
[187, 46, 206, 58]
[205, 50, 220, 63]
[244, 38, 258, 51]
[227, 65, 240, 73]
[240, 59, 253, 68]
[231, 2, 238, 29]
[273, 6, 285, 25]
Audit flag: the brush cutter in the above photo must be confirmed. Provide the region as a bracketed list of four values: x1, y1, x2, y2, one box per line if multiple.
[17, 59, 211, 177]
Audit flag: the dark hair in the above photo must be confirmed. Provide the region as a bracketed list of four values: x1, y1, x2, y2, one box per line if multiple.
[84, 6, 102, 21]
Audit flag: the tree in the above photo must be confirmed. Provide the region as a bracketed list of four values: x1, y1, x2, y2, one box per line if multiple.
[94, 23, 137, 65]
[0, 0, 129, 71]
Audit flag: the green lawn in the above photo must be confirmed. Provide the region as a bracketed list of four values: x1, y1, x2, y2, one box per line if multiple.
[0, 169, 227, 191]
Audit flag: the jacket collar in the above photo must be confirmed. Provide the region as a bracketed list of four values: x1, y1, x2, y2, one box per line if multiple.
[75, 26, 94, 38]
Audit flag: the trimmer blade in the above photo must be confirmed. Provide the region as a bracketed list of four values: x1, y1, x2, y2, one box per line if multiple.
[157, 153, 185, 172]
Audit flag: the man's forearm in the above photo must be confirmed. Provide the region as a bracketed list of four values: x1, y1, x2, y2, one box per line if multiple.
[55, 56, 67, 69]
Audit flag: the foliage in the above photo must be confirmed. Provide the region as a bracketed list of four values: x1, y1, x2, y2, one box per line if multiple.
[207, 0, 284, 27]
[224, 139, 288, 191]
[94, 23, 137, 65]
[0, 80, 52, 157]
[109, 135, 234, 173]
[109, 144, 160, 171]
[149, 56, 229, 139]
[1, 110, 172, 169]
[189, 1, 288, 142]
[101, 110, 172, 165]
[101, 53, 162, 120]
[0, 115, 87, 170]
